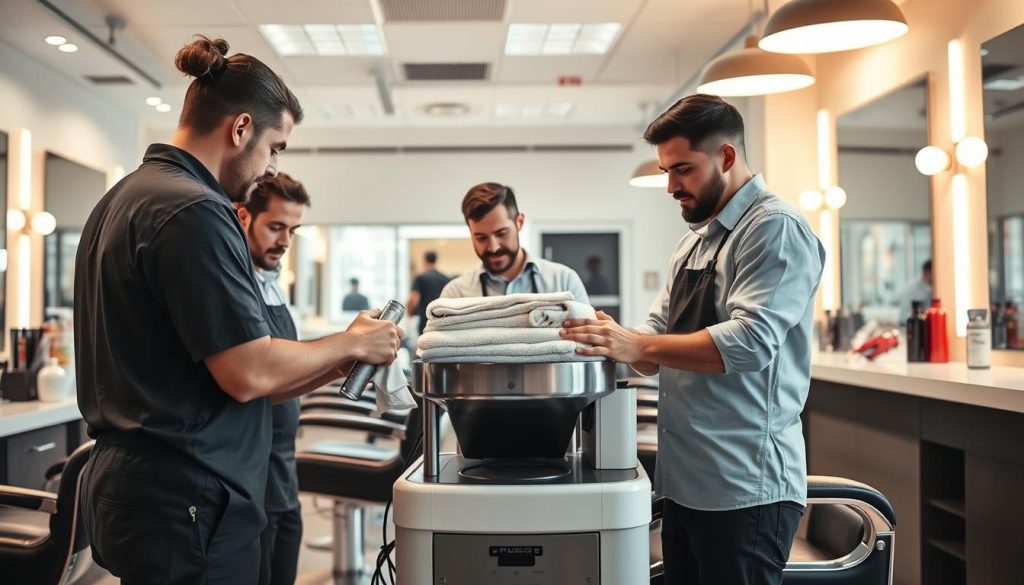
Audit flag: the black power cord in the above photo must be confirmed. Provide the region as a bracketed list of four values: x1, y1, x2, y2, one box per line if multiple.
[370, 431, 423, 585]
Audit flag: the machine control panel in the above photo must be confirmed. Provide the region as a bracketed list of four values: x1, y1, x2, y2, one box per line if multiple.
[435, 532, 600, 583]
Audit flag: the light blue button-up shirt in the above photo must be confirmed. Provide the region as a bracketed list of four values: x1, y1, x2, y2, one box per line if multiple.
[440, 249, 591, 303]
[636, 174, 825, 511]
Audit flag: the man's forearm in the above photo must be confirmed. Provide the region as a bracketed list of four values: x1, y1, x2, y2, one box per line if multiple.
[271, 361, 354, 403]
[637, 329, 725, 373]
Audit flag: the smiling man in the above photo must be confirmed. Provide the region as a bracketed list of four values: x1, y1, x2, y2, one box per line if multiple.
[440, 182, 589, 303]
[561, 94, 825, 585]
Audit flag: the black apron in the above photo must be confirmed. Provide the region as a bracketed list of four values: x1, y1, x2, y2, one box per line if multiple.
[264, 303, 300, 513]
[480, 269, 540, 296]
[668, 203, 756, 334]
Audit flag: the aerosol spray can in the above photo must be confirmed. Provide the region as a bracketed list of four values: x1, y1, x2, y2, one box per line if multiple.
[339, 300, 405, 400]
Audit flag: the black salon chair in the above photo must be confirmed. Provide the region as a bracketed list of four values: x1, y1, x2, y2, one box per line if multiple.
[296, 399, 422, 583]
[0, 440, 95, 585]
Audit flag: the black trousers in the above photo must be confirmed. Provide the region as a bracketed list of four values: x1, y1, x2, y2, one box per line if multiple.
[259, 507, 303, 585]
[82, 437, 262, 585]
[661, 498, 804, 585]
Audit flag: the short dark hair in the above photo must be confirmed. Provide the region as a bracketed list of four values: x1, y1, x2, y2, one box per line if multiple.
[175, 35, 303, 136]
[923, 260, 932, 273]
[643, 94, 745, 153]
[424, 251, 438, 264]
[350, 278, 359, 287]
[461, 182, 519, 222]
[245, 172, 310, 218]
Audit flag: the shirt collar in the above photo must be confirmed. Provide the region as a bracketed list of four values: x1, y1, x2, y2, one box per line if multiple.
[142, 143, 231, 203]
[689, 173, 765, 236]
[479, 248, 537, 283]
[255, 266, 282, 284]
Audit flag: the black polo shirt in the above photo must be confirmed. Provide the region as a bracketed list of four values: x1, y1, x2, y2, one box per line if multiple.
[74, 143, 273, 524]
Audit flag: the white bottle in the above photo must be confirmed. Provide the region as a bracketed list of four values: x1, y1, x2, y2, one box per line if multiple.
[36, 357, 68, 402]
[966, 308, 991, 369]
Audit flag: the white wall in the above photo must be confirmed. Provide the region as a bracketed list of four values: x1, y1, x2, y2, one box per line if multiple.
[276, 149, 685, 326]
[0, 39, 142, 332]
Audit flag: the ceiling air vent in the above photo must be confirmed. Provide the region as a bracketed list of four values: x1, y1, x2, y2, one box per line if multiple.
[404, 63, 489, 81]
[84, 75, 134, 86]
[380, 0, 505, 22]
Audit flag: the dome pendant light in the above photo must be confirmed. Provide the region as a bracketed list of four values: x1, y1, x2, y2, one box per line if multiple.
[629, 160, 667, 188]
[697, 36, 815, 97]
[759, 0, 909, 55]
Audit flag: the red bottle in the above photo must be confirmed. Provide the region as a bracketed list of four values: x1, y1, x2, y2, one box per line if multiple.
[925, 299, 949, 363]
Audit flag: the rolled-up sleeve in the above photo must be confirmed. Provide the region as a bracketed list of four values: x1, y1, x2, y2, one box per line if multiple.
[707, 212, 824, 373]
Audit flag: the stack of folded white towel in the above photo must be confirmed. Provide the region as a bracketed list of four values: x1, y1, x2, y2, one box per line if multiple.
[417, 292, 602, 363]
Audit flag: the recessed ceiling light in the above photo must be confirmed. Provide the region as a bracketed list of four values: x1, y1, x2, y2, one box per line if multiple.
[505, 23, 622, 56]
[58, 43, 78, 53]
[493, 102, 575, 119]
[146, 97, 162, 106]
[422, 102, 471, 117]
[45, 35, 66, 46]
[156, 103, 172, 113]
[259, 24, 385, 57]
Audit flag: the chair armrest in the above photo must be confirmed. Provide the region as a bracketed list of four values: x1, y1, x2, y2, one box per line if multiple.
[301, 396, 407, 424]
[807, 475, 896, 527]
[618, 376, 659, 390]
[0, 486, 58, 514]
[299, 412, 407, 440]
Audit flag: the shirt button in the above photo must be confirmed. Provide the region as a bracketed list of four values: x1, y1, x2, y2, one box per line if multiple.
[662, 428, 668, 434]
[661, 392, 667, 398]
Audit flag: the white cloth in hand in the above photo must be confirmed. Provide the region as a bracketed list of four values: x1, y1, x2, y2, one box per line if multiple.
[372, 364, 416, 414]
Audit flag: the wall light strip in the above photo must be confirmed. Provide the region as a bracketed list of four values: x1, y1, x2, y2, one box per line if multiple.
[18, 234, 30, 328]
[17, 129, 31, 210]
[948, 40, 965, 143]
[817, 109, 832, 190]
[819, 209, 836, 311]
[951, 173, 970, 337]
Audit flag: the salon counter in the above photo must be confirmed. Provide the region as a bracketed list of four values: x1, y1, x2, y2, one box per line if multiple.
[806, 352, 1024, 585]
[0, 399, 85, 488]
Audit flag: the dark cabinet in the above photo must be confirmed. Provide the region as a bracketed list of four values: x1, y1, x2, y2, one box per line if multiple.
[3, 424, 67, 489]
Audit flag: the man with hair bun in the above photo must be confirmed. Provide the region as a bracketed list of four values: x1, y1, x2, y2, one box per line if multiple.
[75, 36, 402, 584]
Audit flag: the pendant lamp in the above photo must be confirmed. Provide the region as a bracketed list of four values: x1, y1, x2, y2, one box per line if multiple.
[759, 0, 908, 54]
[697, 36, 814, 96]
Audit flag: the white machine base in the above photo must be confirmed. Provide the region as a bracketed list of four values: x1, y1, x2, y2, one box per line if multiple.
[393, 456, 652, 585]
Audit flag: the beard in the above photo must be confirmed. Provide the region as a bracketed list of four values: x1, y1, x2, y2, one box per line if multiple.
[479, 243, 519, 275]
[248, 223, 286, 271]
[675, 167, 726, 224]
[222, 140, 262, 203]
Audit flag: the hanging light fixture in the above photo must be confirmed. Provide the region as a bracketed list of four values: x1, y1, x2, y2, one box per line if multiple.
[698, 35, 815, 96]
[759, 0, 909, 55]
[629, 160, 667, 188]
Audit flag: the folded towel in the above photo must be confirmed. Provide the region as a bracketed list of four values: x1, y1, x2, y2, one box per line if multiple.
[418, 339, 602, 363]
[419, 352, 604, 364]
[418, 327, 563, 350]
[528, 301, 597, 327]
[424, 292, 574, 331]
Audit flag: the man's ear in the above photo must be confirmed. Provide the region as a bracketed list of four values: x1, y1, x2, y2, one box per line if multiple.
[229, 113, 254, 148]
[515, 212, 525, 231]
[237, 206, 252, 230]
[720, 143, 738, 174]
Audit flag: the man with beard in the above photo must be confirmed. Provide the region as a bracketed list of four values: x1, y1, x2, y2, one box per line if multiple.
[236, 172, 309, 585]
[440, 182, 589, 303]
[74, 36, 402, 585]
[560, 94, 825, 585]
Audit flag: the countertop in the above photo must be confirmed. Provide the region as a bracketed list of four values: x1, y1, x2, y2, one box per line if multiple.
[811, 352, 1024, 414]
[0, 398, 81, 438]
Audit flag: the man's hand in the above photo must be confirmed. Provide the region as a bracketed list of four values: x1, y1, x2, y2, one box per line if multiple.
[560, 311, 648, 363]
[345, 309, 404, 365]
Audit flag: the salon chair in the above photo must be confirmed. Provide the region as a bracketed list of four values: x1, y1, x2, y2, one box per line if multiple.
[0, 440, 94, 585]
[296, 397, 422, 583]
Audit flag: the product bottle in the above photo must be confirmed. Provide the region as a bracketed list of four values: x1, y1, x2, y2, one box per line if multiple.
[1008, 301, 1020, 350]
[966, 308, 992, 369]
[907, 301, 928, 362]
[823, 310, 835, 351]
[925, 299, 949, 363]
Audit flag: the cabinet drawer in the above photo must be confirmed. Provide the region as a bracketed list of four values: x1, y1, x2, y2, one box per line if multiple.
[7, 425, 68, 489]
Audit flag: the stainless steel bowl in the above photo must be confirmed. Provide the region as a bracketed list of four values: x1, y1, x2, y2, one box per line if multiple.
[413, 361, 614, 459]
